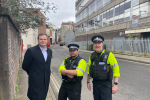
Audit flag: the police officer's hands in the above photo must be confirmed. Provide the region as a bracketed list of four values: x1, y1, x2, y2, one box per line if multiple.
[87, 83, 91, 91]
[112, 84, 118, 94]
[66, 74, 74, 78]
[61, 70, 66, 75]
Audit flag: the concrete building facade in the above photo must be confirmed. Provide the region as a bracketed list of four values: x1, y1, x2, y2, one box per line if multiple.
[46, 25, 50, 43]
[60, 22, 76, 41]
[75, 0, 150, 41]
[56, 28, 61, 42]
[65, 30, 75, 46]
[47, 23, 57, 44]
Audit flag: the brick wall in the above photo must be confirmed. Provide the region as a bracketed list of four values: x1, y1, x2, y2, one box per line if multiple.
[38, 10, 46, 34]
[0, 8, 20, 100]
[38, 21, 46, 34]
[7, 17, 20, 100]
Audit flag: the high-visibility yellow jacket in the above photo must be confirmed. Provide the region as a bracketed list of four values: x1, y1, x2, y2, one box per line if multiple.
[87, 50, 120, 77]
[59, 57, 87, 77]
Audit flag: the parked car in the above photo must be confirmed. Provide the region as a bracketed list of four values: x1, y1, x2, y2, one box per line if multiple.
[60, 42, 64, 46]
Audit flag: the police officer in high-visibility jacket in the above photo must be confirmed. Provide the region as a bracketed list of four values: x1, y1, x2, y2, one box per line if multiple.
[58, 44, 87, 100]
[87, 35, 120, 100]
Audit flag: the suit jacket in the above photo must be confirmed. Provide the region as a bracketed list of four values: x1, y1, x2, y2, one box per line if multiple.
[22, 45, 52, 100]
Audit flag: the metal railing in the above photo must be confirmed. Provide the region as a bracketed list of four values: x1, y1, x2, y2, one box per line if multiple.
[66, 39, 150, 56]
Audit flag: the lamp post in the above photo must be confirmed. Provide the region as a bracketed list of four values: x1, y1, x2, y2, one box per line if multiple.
[80, 6, 89, 50]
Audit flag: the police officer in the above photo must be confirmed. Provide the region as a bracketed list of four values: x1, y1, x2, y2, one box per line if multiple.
[87, 35, 120, 100]
[58, 44, 87, 100]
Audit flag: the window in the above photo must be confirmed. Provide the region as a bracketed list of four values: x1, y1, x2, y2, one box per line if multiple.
[109, 8, 114, 26]
[114, 5, 119, 24]
[115, 5, 119, 16]
[103, 11, 107, 19]
[100, 14, 102, 21]
[92, 17, 95, 29]
[118, 13, 124, 23]
[109, 8, 114, 18]
[99, 14, 103, 28]
[95, 15, 100, 29]
[124, 0, 131, 22]
[140, 2, 148, 18]
[106, 10, 110, 19]
[124, 10, 130, 22]
[132, 5, 139, 21]
[103, 12, 108, 27]
[97, 0, 103, 10]
[75, 0, 134, 34]
[119, 2, 125, 15]
[124, 1, 131, 10]
[88, 20, 92, 30]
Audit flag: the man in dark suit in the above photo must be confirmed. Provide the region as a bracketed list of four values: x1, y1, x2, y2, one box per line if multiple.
[22, 33, 52, 100]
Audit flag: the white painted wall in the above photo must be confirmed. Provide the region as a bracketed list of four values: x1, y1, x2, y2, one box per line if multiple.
[52, 30, 55, 43]
[22, 28, 38, 50]
[46, 28, 50, 36]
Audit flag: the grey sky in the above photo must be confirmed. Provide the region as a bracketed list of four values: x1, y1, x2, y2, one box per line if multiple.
[43, 0, 76, 28]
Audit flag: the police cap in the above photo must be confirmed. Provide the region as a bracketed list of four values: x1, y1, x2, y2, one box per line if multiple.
[68, 44, 79, 51]
[91, 35, 104, 43]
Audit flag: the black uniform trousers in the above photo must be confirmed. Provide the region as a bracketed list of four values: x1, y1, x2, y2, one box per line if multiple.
[93, 80, 112, 100]
[58, 80, 82, 100]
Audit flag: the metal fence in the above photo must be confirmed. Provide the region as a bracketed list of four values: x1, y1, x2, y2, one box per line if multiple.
[67, 39, 150, 56]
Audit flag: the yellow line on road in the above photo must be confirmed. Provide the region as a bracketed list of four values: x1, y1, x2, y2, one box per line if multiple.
[50, 75, 59, 92]
[51, 74, 60, 89]
[51, 74, 69, 100]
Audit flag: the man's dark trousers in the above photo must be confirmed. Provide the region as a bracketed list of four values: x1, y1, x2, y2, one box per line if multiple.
[93, 80, 112, 100]
[58, 81, 81, 100]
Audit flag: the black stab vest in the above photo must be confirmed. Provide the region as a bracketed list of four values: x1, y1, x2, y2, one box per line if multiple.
[89, 50, 113, 81]
[62, 56, 83, 83]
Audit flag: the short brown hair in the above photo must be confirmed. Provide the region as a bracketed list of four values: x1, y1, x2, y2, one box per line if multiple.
[38, 33, 48, 40]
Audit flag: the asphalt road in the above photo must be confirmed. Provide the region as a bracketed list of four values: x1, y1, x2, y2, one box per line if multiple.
[50, 44, 150, 100]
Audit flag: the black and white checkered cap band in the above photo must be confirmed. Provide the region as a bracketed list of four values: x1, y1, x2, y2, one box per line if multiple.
[69, 46, 78, 49]
[93, 37, 103, 42]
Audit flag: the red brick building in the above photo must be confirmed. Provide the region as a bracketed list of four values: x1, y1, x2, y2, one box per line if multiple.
[28, 9, 46, 34]
[37, 10, 46, 34]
